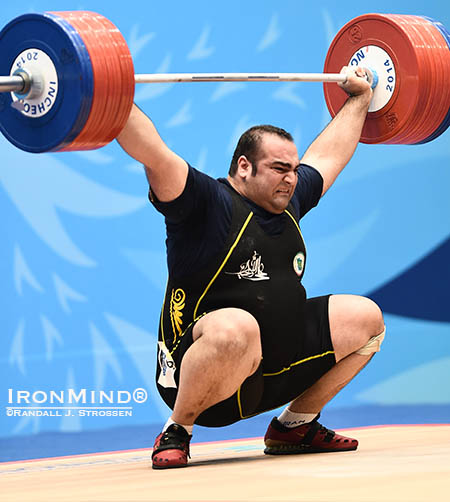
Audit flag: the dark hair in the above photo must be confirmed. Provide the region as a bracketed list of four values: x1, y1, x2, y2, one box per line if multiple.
[229, 125, 294, 177]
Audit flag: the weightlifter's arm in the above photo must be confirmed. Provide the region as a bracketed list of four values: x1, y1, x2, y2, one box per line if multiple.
[300, 66, 373, 196]
[116, 104, 188, 201]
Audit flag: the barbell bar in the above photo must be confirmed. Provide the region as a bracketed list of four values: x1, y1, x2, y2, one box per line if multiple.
[0, 70, 366, 92]
[134, 72, 350, 83]
[0, 11, 449, 153]
[0, 75, 26, 93]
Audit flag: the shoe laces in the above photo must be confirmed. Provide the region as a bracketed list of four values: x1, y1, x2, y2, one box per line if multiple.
[159, 425, 191, 455]
[310, 419, 336, 442]
[163, 429, 187, 443]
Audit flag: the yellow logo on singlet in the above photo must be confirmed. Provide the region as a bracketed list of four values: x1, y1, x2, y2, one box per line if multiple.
[170, 288, 186, 343]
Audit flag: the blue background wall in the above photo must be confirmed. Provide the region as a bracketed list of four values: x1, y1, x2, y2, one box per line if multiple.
[1, 0, 449, 445]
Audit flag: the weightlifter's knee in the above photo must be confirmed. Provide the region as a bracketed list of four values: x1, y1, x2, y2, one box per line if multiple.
[354, 296, 385, 355]
[356, 327, 385, 355]
[329, 294, 385, 360]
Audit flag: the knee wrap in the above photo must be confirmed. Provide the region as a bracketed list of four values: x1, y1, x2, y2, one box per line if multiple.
[356, 327, 385, 355]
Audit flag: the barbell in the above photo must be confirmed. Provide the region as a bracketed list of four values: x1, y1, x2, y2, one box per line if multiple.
[0, 11, 449, 153]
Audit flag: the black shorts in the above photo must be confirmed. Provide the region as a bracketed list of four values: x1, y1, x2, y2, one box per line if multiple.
[156, 295, 336, 427]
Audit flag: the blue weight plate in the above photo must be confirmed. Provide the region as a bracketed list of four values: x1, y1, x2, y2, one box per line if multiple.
[415, 16, 450, 144]
[0, 12, 94, 153]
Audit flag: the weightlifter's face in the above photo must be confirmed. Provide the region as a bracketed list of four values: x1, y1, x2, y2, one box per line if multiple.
[239, 134, 300, 214]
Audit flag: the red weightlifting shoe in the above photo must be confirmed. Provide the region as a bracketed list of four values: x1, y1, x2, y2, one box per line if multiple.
[264, 415, 358, 455]
[152, 424, 192, 469]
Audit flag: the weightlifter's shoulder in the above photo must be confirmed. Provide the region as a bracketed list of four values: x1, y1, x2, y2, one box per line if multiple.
[150, 164, 232, 225]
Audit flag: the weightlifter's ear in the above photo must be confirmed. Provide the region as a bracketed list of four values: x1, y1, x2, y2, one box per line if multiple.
[236, 155, 252, 180]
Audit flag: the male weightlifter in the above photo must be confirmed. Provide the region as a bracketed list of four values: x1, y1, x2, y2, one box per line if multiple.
[117, 65, 386, 469]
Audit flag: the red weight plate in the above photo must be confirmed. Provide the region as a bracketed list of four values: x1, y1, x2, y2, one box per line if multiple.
[60, 14, 103, 149]
[53, 11, 110, 151]
[106, 14, 134, 137]
[54, 11, 133, 151]
[387, 15, 434, 144]
[417, 17, 450, 143]
[69, 12, 114, 150]
[409, 18, 450, 143]
[407, 18, 442, 143]
[113, 18, 135, 139]
[64, 11, 134, 149]
[94, 13, 134, 143]
[80, 12, 119, 149]
[324, 14, 422, 144]
[395, 16, 443, 144]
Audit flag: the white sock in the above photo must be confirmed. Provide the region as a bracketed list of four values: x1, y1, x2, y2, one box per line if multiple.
[163, 417, 194, 435]
[277, 408, 317, 428]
